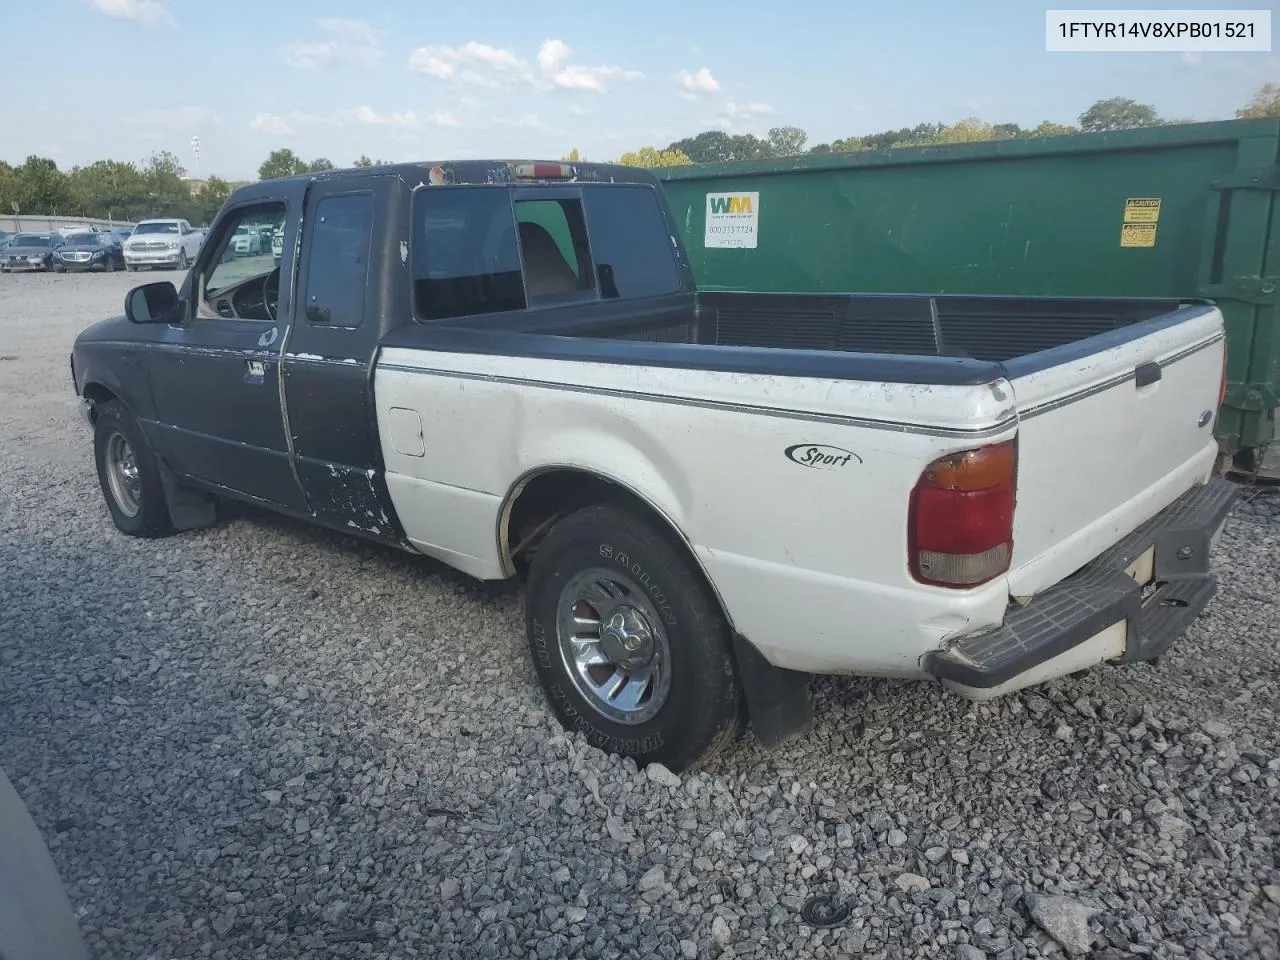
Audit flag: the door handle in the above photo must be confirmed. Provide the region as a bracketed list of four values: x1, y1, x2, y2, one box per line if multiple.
[245, 359, 267, 381]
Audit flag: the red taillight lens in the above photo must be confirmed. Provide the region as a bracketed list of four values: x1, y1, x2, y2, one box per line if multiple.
[909, 441, 1016, 588]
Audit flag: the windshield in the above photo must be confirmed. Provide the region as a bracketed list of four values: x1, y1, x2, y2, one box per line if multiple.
[12, 235, 50, 247]
[134, 222, 180, 234]
[68, 234, 104, 247]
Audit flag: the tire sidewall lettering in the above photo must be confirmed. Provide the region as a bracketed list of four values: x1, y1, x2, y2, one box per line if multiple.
[597, 542, 677, 628]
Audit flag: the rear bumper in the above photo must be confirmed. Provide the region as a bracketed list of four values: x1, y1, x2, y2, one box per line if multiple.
[926, 477, 1239, 696]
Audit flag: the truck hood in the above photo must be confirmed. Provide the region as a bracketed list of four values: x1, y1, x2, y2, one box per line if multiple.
[75, 313, 134, 346]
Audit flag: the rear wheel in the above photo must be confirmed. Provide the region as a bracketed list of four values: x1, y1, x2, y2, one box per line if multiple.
[93, 401, 175, 538]
[524, 502, 744, 772]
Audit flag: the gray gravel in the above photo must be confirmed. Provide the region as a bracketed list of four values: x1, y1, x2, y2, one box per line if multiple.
[1, 270, 1278, 960]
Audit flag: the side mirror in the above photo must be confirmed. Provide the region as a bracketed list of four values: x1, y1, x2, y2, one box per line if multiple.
[125, 281, 183, 325]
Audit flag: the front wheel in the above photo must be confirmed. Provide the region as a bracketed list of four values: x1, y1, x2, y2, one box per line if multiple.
[524, 502, 744, 772]
[93, 401, 175, 538]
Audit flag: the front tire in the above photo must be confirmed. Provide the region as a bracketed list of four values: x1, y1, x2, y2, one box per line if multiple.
[93, 401, 175, 538]
[525, 502, 744, 772]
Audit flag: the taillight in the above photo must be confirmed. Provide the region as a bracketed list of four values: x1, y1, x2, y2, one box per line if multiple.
[909, 441, 1016, 588]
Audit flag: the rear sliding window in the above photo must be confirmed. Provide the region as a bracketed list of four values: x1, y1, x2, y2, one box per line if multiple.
[411, 183, 681, 322]
[411, 187, 525, 322]
[581, 186, 681, 300]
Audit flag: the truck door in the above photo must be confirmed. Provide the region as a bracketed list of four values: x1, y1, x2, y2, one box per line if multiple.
[280, 176, 406, 545]
[146, 196, 307, 510]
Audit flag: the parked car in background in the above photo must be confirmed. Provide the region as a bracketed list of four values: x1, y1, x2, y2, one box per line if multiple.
[55, 232, 125, 272]
[1, 233, 64, 273]
[123, 218, 202, 272]
[271, 225, 284, 262]
[230, 223, 264, 256]
[0, 229, 10, 252]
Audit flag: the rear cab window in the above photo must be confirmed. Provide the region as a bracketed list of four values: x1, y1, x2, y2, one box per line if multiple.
[410, 183, 681, 322]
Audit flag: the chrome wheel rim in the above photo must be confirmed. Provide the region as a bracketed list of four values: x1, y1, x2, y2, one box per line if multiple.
[105, 432, 142, 518]
[556, 567, 672, 725]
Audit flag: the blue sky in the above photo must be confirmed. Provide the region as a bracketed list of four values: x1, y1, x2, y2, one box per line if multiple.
[5, 0, 1278, 180]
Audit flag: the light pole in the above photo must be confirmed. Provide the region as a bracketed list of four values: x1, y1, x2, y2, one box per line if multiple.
[190, 135, 202, 181]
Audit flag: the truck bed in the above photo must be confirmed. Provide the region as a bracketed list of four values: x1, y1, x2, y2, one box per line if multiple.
[559, 292, 1187, 363]
[391, 290, 1190, 366]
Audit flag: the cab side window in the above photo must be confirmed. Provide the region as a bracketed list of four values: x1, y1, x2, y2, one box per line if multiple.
[196, 202, 287, 321]
[300, 193, 374, 328]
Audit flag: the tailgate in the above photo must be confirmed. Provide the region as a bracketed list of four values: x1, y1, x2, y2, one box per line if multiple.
[1005, 304, 1225, 597]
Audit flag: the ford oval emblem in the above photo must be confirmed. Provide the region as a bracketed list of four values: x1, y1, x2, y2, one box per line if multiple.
[784, 443, 863, 469]
[1198, 410, 1213, 428]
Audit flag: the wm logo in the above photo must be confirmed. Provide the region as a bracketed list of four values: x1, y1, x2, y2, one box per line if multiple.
[709, 195, 753, 215]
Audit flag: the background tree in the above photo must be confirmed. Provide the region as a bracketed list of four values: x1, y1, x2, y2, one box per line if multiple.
[766, 126, 808, 156]
[353, 155, 374, 167]
[561, 148, 585, 162]
[195, 175, 232, 223]
[308, 157, 335, 172]
[667, 130, 774, 163]
[617, 146, 692, 168]
[258, 149, 309, 181]
[1236, 82, 1280, 119]
[1078, 97, 1162, 132]
[14, 156, 72, 215]
[68, 160, 147, 220]
[1029, 120, 1077, 137]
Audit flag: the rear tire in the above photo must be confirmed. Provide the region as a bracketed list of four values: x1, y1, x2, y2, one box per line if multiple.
[524, 502, 744, 772]
[93, 401, 175, 538]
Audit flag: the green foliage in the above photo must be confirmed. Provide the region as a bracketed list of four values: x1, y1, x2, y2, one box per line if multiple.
[561, 148, 585, 162]
[666, 131, 776, 163]
[196, 175, 232, 224]
[1078, 97, 1162, 132]
[766, 126, 807, 157]
[1236, 82, 1280, 119]
[617, 146, 692, 168]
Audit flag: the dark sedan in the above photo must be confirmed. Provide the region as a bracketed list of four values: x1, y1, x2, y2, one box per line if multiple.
[54, 232, 125, 273]
[1, 234, 63, 273]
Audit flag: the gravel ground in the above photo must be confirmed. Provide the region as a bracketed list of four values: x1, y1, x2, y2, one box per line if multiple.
[1, 270, 1278, 960]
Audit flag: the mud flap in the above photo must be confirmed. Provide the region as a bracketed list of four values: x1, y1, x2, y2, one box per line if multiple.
[731, 633, 814, 749]
[155, 456, 217, 532]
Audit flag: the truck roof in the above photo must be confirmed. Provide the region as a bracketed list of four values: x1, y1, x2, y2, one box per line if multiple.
[262, 159, 662, 189]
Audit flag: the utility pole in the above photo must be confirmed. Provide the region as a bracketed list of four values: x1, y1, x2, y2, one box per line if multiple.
[191, 135, 202, 181]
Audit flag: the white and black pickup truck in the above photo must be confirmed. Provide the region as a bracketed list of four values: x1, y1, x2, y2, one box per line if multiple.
[70, 159, 1238, 772]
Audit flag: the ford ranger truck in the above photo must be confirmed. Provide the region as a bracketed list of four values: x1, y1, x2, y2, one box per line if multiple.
[69, 160, 1238, 772]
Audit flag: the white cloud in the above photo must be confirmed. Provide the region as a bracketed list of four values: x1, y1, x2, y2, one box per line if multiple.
[248, 111, 339, 136]
[90, 0, 173, 26]
[534, 40, 645, 93]
[427, 110, 461, 127]
[677, 91, 698, 103]
[567, 104, 591, 117]
[284, 19, 383, 69]
[723, 100, 775, 119]
[1181, 50, 1203, 65]
[517, 114, 546, 128]
[352, 105, 418, 128]
[677, 67, 720, 95]
[408, 41, 522, 80]
[127, 107, 218, 131]
[409, 37, 641, 94]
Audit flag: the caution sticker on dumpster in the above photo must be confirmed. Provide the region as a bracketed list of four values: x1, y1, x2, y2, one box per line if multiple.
[1124, 197, 1162, 224]
[1121, 222, 1158, 248]
[705, 192, 760, 249]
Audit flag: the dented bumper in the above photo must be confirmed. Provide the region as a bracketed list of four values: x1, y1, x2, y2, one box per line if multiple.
[926, 477, 1240, 698]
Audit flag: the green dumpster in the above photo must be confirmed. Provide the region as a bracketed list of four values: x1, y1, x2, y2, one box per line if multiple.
[657, 119, 1280, 474]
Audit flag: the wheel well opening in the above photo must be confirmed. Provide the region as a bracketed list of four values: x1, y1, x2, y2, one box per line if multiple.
[506, 470, 624, 572]
[82, 383, 118, 421]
